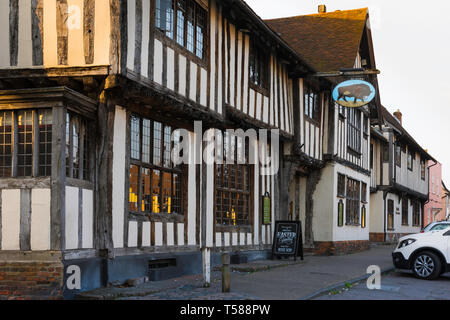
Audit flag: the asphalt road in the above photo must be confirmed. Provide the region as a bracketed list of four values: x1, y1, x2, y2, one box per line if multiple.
[315, 271, 450, 300]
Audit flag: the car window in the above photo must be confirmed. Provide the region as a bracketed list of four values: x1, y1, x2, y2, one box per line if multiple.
[430, 224, 450, 231]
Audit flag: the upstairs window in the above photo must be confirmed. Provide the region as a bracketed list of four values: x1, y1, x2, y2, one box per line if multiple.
[382, 144, 389, 163]
[304, 85, 320, 122]
[363, 115, 369, 136]
[420, 158, 426, 180]
[156, 0, 207, 60]
[0, 109, 54, 178]
[249, 41, 269, 93]
[407, 149, 414, 171]
[395, 144, 402, 167]
[347, 108, 361, 153]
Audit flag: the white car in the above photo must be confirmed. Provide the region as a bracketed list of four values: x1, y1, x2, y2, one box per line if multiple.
[392, 227, 450, 280]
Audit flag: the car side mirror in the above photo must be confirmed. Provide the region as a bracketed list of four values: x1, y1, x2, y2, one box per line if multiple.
[444, 230, 450, 236]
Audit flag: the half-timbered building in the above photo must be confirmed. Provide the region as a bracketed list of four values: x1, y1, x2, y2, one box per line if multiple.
[266, 7, 381, 254]
[369, 107, 434, 242]
[0, 0, 317, 298]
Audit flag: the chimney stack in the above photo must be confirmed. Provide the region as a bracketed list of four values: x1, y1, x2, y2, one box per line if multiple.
[318, 5, 327, 13]
[393, 109, 402, 125]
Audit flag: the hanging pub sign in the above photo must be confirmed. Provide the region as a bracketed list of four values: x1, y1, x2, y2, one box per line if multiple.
[272, 221, 304, 261]
[332, 79, 376, 108]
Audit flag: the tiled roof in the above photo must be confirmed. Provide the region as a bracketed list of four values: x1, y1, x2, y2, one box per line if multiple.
[265, 8, 368, 72]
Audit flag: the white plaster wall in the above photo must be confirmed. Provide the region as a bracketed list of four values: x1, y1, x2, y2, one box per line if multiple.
[31, 189, 51, 251]
[142, 221, 151, 247]
[65, 186, 79, 250]
[112, 106, 126, 248]
[369, 191, 385, 234]
[82, 189, 93, 249]
[127, 221, 138, 247]
[312, 165, 334, 242]
[1, 189, 21, 250]
[155, 222, 163, 246]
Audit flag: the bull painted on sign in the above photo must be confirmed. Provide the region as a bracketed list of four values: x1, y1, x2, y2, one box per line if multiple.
[337, 83, 372, 103]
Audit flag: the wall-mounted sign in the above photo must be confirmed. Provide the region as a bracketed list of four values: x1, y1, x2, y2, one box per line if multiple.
[262, 193, 271, 225]
[332, 79, 376, 108]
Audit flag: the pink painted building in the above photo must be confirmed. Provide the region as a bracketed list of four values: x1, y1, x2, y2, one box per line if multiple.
[424, 161, 445, 225]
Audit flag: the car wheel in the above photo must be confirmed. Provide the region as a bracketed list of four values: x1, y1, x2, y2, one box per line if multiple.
[412, 251, 441, 280]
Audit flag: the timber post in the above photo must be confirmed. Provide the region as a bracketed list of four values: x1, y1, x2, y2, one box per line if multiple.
[222, 253, 230, 293]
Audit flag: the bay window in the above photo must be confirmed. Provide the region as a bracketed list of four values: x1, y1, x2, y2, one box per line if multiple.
[0, 109, 54, 178]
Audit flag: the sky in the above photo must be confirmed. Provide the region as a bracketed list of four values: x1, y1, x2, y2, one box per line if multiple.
[245, 0, 450, 186]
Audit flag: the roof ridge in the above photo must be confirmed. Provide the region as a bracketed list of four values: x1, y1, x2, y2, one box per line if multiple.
[264, 7, 368, 22]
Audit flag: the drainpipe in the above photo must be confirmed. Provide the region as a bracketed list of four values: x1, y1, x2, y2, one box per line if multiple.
[388, 129, 394, 186]
[383, 190, 388, 242]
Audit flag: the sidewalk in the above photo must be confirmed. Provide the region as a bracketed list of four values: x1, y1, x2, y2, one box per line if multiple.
[77, 244, 396, 300]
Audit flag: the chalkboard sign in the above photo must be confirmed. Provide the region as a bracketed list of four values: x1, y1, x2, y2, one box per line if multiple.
[262, 193, 271, 225]
[272, 221, 303, 261]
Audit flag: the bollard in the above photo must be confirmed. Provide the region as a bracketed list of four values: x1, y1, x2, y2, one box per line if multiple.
[222, 253, 230, 293]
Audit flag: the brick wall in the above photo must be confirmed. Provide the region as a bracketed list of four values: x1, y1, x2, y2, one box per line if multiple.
[306, 240, 371, 256]
[369, 233, 385, 242]
[0, 261, 64, 300]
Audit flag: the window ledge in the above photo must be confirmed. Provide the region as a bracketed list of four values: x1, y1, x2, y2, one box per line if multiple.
[216, 224, 253, 234]
[129, 212, 185, 223]
[345, 223, 361, 227]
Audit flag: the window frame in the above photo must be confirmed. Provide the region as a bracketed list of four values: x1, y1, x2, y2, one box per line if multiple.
[407, 149, 414, 171]
[65, 112, 91, 182]
[337, 173, 346, 198]
[420, 158, 426, 180]
[387, 199, 394, 230]
[215, 132, 253, 228]
[128, 114, 184, 216]
[0, 108, 58, 179]
[382, 143, 390, 163]
[402, 197, 409, 226]
[395, 144, 402, 167]
[249, 40, 270, 95]
[412, 201, 421, 227]
[345, 177, 361, 226]
[304, 84, 321, 123]
[155, 0, 208, 63]
[347, 108, 362, 155]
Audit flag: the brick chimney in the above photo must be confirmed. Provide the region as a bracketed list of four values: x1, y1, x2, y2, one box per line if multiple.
[393, 109, 402, 125]
[318, 5, 327, 13]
